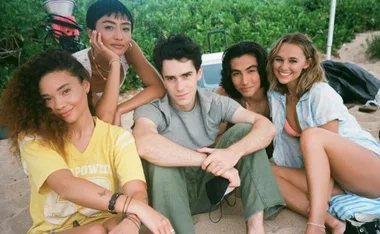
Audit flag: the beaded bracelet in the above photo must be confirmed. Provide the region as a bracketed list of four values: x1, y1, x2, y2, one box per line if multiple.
[306, 222, 326, 229]
[109, 58, 121, 65]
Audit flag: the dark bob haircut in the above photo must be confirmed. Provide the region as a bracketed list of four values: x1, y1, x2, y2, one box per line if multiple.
[86, 0, 134, 32]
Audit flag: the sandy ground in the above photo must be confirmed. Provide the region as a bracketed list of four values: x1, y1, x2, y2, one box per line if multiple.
[1, 31, 379, 234]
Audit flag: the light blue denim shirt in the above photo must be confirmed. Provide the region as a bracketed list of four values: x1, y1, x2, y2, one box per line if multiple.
[268, 82, 380, 168]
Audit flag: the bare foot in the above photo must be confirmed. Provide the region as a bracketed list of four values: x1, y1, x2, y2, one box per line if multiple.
[247, 221, 266, 234]
[330, 220, 345, 234]
[247, 211, 265, 234]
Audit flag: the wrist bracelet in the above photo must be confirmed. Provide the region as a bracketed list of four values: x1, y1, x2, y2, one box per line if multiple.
[122, 196, 132, 218]
[109, 58, 121, 65]
[306, 222, 326, 229]
[126, 213, 141, 229]
[108, 192, 123, 214]
[122, 196, 131, 218]
[121, 196, 129, 219]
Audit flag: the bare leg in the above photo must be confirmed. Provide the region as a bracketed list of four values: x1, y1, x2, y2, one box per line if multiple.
[300, 128, 380, 234]
[272, 165, 345, 234]
[53, 217, 121, 234]
[103, 217, 121, 232]
[54, 223, 107, 234]
[247, 211, 265, 234]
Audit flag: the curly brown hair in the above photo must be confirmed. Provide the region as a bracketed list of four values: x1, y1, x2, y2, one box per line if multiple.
[0, 50, 95, 161]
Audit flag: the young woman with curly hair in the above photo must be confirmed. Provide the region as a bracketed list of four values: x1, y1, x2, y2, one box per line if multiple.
[0, 50, 174, 234]
[267, 33, 380, 234]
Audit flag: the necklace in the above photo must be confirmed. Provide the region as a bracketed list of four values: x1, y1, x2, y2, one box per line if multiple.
[90, 49, 109, 81]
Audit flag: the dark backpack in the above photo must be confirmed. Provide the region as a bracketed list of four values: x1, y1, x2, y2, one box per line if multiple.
[322, 60, 380, 104]
[344, 216, 380, 234]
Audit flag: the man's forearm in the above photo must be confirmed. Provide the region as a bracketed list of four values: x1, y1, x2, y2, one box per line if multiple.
[135, 132, 207, 167]
[228, 118, 276, 158]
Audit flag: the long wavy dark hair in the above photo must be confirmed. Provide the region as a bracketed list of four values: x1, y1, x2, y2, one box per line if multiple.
[221, 41, 269, 99]
[0, 50, 95, 160]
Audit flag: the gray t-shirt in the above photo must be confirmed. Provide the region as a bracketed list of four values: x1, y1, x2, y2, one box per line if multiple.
[133, 88, 240, 150]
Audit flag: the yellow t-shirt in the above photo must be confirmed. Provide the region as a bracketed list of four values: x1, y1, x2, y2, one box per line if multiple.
[20, 118, 145, 234]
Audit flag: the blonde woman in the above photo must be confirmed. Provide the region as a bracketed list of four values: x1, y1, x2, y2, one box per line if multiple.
[267, 33, 380, 234]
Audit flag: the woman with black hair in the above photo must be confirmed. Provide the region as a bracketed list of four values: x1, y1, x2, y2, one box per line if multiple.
[73, 0, 165, 126]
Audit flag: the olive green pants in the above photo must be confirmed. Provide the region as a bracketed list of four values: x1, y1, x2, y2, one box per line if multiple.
[143, 124, 285, 234]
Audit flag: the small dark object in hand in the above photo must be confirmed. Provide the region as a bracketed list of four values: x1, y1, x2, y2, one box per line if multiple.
[205, 176, 229, 205]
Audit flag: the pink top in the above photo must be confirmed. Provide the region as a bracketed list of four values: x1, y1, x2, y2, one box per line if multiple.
[284, 119, 301, 137]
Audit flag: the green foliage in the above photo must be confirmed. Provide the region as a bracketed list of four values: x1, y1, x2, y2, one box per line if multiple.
[1, 0, 380, 93]
[120, 69, 144, 92]
[0, 65, 14, 95]
[366, 35, 380, 60]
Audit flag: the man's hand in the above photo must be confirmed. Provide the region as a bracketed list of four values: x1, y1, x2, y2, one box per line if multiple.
[109, 218, 139, 234]
[199, 147, 240, 176]
[221, 168, 240, 188]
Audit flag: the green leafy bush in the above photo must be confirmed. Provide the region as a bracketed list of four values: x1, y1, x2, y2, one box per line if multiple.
[1, 0, 380, 93]
[366, 35, 380, 60]
[0, 66, 14, 96]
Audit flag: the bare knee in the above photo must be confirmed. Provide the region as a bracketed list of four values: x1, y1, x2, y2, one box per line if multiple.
[300, 127, 322, 143]
[271, 165, 284, 180]
[300, 127, 329, 153]
[87, 224, 107, 234]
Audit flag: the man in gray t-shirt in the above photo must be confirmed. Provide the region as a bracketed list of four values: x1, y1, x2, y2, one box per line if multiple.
[133, 34, 284, 234]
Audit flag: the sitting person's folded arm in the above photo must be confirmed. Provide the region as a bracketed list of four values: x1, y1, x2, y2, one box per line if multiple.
[46, 168, 173, 233]
[125, 40, 165, 93]
[120, 180, 149, 227]
[45, 169, 128, 212]
[133, 117, 207, 167]
[83, 28, 124, 124]
[117, 40, 166, 115]
[123, 180, 148, 204]
[228, 106, 277, 158]
[94, 60, 122, 123]
[113, 129, 148, 205]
